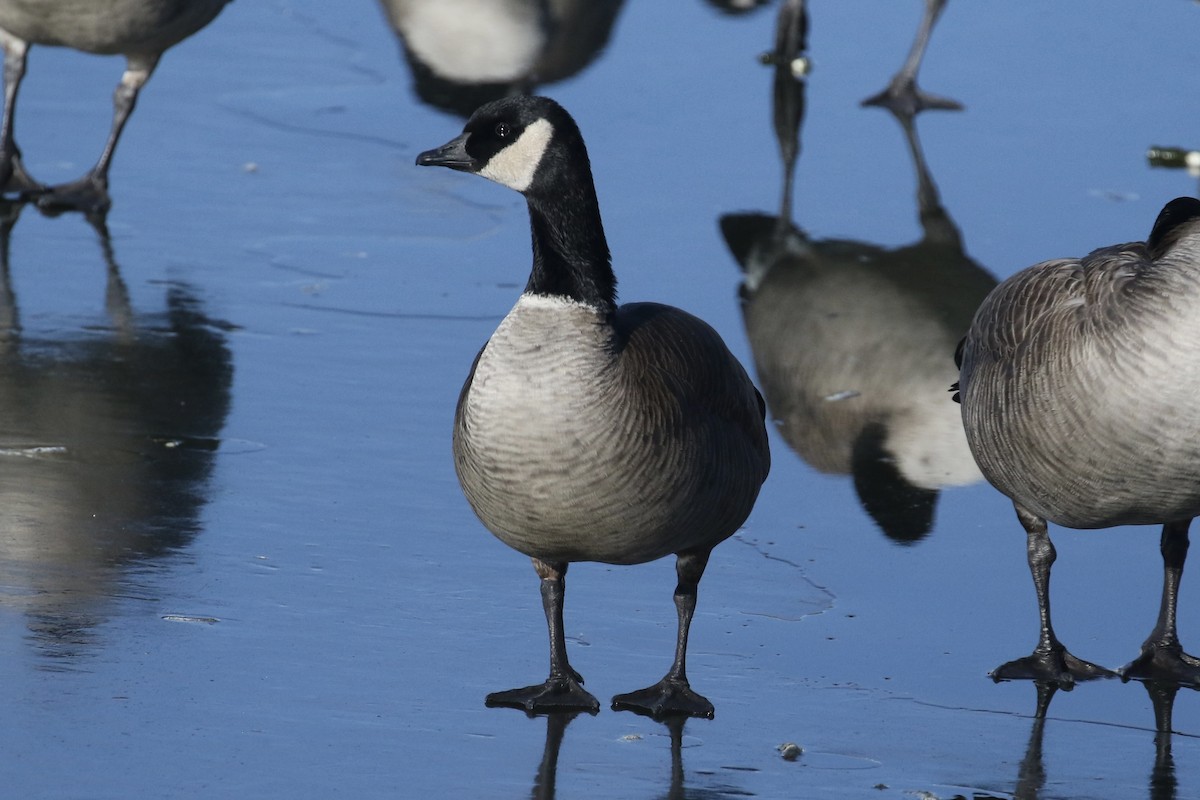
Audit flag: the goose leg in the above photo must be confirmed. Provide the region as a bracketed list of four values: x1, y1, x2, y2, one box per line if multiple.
[35, 53, 160, 216]
[991, 504, 1114, 687]
[1119, 519, 1200, 687]
[0, 31, 44, 197]
[486, 559, 600, 714]
[612, 548, 715, 719]
[861, 0, 963, 114]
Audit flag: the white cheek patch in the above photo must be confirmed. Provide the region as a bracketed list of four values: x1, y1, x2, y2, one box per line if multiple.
[479, 118, 554, 192]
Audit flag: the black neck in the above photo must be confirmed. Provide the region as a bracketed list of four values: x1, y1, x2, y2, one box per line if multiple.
[523, 181, 616, 314]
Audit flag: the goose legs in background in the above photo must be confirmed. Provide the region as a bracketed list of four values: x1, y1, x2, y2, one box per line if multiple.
[0, 23, 163, 217]
[33, 53, 161, 217]
[862, 0, 963, 115]
[0, 32, 41, 197]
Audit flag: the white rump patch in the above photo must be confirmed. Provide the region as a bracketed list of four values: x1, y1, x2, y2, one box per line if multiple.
[479, 118, 554, 192]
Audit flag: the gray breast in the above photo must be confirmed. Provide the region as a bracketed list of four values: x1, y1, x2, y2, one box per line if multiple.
[454, 293, 769, 565]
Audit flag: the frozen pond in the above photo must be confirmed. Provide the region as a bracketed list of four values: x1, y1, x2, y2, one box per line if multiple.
[1, 0, 1199, 797]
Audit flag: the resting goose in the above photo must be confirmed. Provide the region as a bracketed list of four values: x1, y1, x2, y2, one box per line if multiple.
[0, 0, 232, 214]
[416, 95, 770, 718]
[956, 196, 1200, 687]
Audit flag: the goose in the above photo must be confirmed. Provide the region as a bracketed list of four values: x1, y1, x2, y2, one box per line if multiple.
[0, 0, 232, 214]
[416, 95, 771, 718]
[956, 196, 1200, 688]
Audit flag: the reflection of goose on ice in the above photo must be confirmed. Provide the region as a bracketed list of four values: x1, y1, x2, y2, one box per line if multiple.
[996, 680, 1185, 800]
[722, 0, 991, 544]
[378, 0, 625, 118]
[861, 0, 962, 115]
[704, 0, 772, 16]
[523, 714, 747, 800]
[0, 208, 234, 663]
[528, 713, 575, 800]
[1146, 680, 1182, 800]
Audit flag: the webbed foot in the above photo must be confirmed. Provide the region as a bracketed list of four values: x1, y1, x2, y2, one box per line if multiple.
[33, 174, 111, 217]
[486, 674, 600, 715]
[1119, 643, 1200, 688]
[611, 677, 714, 720]
[861, 81, 963, 116]
[991, 645, 1115, 688]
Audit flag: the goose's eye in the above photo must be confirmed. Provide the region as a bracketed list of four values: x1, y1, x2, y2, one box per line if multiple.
[494, 122, 511, 139]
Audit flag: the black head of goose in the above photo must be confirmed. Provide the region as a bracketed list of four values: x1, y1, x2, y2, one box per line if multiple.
[956, 196, 1200, 689]
[417, 95, 770, 718]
